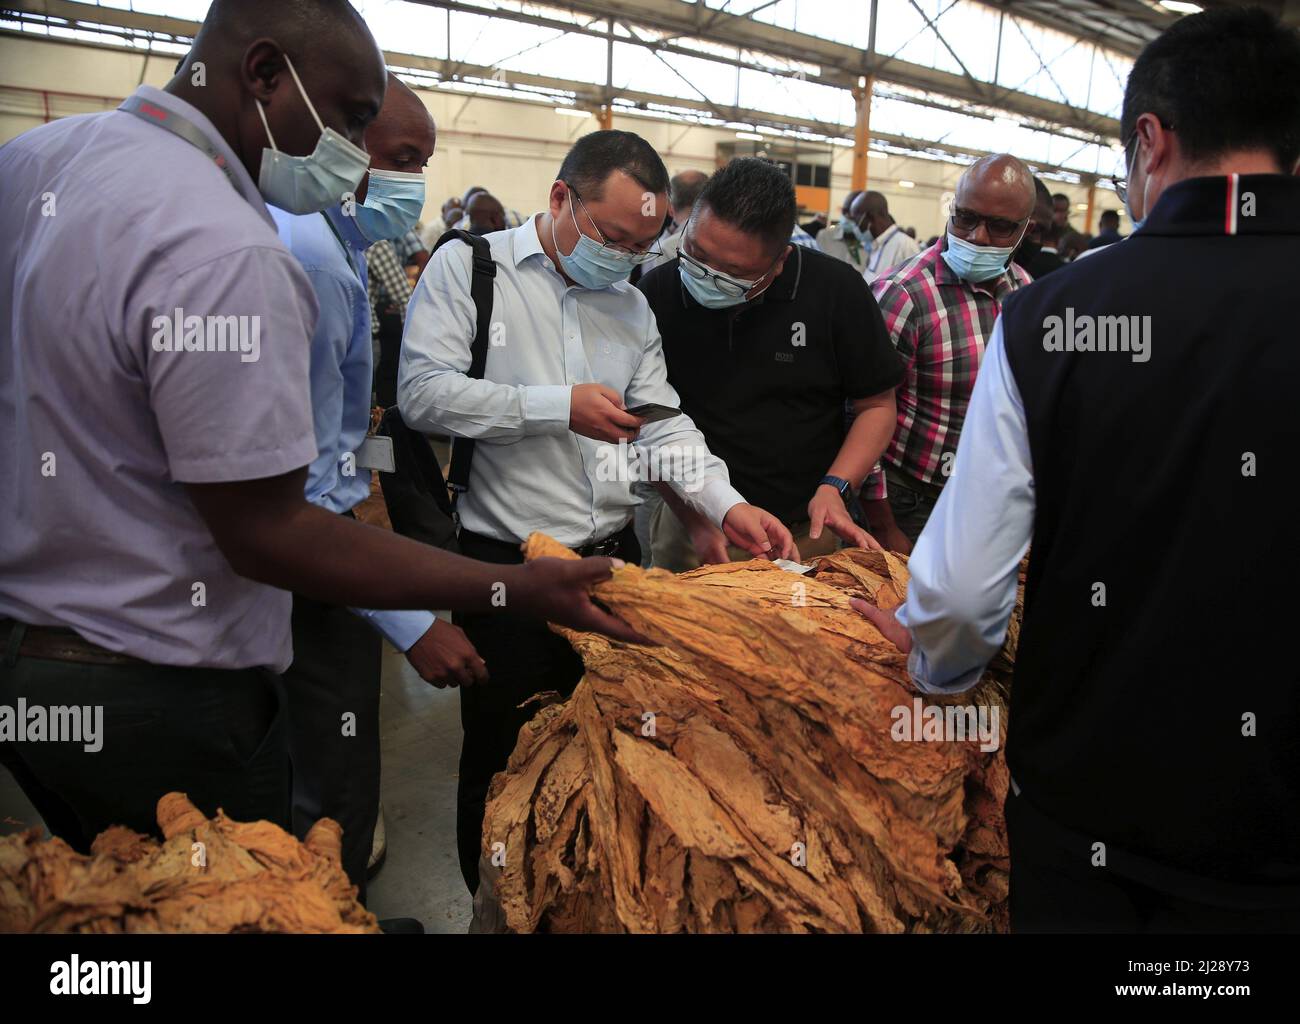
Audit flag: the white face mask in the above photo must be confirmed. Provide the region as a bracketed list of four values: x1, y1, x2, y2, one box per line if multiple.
[255, 54, 371, 215]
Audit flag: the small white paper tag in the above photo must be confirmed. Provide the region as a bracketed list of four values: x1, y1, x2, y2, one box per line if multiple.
[354, 435, 395, 473]
[773, 558, 813, 575]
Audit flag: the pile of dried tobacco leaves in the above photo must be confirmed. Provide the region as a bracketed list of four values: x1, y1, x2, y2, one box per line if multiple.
[475, 533, 1019, 934]
[0, 792, 378, 933]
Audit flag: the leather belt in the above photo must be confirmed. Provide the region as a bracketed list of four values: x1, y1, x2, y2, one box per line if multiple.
[1, 620, 143, 667]
[459, 523, 633, 561]
[575, 530, 629, 558]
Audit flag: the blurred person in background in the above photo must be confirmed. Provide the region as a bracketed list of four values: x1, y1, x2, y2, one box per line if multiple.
[465, 191, 507, 235]
[815, 189, 865, 271]
[852, 190, 921, 284]
[1014, 177, 1065, 279]
[1051, 192, 1087, 259]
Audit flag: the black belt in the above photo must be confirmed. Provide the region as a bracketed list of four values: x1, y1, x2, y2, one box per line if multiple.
[460, 523, 632, 560]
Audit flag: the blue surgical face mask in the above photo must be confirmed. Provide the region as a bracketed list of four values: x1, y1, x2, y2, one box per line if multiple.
[352, 168, 426, 242]
[941, 229, 1024, 283]
[256, 54, 371, 216]
[679, 261, 754, 309]
[551, 193, 645, 289]
[848, 219, 875, 248]
[1124, 143, 1148, 232]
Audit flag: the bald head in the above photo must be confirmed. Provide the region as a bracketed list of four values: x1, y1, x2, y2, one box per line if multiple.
[466, 192, 506, 234]
[168, 0, 387, 184]
[951, 153, 1035, 247]
[365, 75, 437, 176]
[849, 190, 894, 237]
[957, 155, 1035, 219]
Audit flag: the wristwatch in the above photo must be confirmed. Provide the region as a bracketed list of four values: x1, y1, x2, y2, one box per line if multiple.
[819, 474, 852, 499]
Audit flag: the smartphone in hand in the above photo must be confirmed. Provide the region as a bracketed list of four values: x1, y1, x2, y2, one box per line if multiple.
[625, 402, 682, 424]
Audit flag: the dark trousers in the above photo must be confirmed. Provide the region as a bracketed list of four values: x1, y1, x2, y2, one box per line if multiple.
[1007, 786, 1300, 933]
[885, 467, 941, 545]
[453, 525, 639, 894]
[282, 594, 382, 900]
[0, 633, 289, 852]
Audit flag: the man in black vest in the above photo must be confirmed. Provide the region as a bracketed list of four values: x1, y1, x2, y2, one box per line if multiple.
[856, 7, 1300, 932]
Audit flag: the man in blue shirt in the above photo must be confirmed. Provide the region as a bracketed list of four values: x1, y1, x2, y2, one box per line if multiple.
[272, 76, 483, 896]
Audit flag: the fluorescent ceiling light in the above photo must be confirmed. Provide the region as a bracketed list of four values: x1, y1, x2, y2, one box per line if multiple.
[1075, 202, 1089, 210]
[898, 179, 915, 189]
[555, 106, 591, 118]
[735, 131, 765, 140]
[1160, 2, 1202, 14]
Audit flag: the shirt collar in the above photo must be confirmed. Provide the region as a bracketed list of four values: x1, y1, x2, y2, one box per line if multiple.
[1136, 174, 1300, 237]
[511, 213, 549, 267]
[119, 85, 271, 228]
[324, 203, 371, 253]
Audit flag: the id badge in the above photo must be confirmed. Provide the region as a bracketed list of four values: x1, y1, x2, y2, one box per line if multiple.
[354, 435, 395, 473]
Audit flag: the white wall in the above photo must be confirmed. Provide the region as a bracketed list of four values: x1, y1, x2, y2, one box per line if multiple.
[0, 35, 1112, 239]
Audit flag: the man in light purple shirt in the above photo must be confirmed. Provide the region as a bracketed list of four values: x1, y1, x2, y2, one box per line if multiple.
[0, 0, 638, 856]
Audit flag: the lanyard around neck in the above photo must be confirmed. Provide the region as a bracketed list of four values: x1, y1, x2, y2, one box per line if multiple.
[120, 94, 243, 193]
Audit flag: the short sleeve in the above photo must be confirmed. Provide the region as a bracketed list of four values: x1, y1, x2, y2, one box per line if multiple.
[142, 245, 319, 483]
[832, 268, 905, 400]
[871, 278, 920, 369]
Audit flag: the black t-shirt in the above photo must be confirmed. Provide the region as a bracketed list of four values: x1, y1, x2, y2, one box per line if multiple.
[638, 245, 903, 523]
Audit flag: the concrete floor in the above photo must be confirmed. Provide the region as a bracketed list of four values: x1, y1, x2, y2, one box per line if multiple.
[0, 645, 473, 933]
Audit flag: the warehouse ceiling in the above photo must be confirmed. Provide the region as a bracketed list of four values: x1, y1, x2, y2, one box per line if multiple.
[984, 0, 1300, 57]
[5, 0, 1290, 182]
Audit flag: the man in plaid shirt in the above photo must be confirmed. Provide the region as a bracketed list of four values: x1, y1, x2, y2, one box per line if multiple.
[865, 154, 1035, 548]
[366, 238, 415, 406]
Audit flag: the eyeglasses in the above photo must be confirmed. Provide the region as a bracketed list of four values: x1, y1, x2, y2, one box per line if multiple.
[1112, 120, 1174, 206]
[678, 247, 759, 297]
[678, 215, 782, 297]
[949, 205, 1028, 243]
[565, 183, 662, 261]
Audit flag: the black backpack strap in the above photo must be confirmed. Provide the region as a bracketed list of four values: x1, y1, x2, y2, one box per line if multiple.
[431, 229, 496, 495]
[375, 407, 460, 553]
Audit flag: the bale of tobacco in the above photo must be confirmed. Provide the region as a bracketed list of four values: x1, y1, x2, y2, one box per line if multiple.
[476, 533, 1019, 934]
[0, 792, 379, 933]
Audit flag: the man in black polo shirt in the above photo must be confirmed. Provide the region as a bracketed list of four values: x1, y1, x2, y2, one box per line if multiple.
[855, 7, 1300, 932]
[638, 157, 905, 569]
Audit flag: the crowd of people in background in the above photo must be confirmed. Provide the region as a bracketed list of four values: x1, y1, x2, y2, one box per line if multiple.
[2, 0, 1298, 936]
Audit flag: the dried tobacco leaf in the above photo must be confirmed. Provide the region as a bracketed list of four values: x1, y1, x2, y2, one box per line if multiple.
[477, 534, 1019, 933]
[0, 792, 379, 933]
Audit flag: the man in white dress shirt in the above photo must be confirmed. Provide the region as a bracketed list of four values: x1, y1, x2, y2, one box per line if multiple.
[398, 129, 794, 893]
[853, 191, 922, 283]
